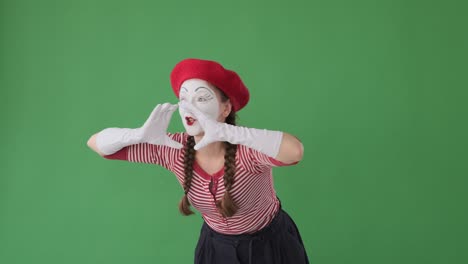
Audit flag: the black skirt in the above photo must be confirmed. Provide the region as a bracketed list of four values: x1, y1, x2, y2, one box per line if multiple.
[194, 206, 310, 264]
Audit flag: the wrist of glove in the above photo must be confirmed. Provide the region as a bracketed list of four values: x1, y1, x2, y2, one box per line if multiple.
[218, 123, 283, 158]
[95, 127, 143, 155]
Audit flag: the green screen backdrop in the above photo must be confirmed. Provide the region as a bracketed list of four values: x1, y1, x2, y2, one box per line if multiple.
[1, 0, 467, 263]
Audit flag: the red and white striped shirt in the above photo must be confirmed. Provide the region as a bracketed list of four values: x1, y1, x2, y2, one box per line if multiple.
[104, 132, 298, 235]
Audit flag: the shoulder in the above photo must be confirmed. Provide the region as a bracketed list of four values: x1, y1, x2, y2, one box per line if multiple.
[167, 132, 188, 145]
[235, 144, 255, 165]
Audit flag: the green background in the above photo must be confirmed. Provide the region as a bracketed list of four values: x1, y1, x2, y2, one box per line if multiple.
[1, 0, 467, 263]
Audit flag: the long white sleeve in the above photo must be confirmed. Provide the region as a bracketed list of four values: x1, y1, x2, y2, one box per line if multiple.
[95, 127, 142, 155]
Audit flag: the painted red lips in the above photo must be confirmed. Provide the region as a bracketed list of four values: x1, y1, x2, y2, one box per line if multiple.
[185, 116, 196, 126]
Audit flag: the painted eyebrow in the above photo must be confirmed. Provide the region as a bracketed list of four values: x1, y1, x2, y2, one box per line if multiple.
[180, 86, 214, 96]
[195, 86, 215, 95]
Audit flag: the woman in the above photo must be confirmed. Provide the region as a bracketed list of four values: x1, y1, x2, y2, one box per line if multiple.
[87, 58, 309, 263]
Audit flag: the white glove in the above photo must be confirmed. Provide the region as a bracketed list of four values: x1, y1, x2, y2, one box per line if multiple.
[96, 103, 183, 155]
[178, 101, 283, 158]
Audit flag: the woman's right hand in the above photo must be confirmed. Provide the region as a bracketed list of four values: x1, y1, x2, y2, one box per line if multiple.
[137, 103, 183, 149]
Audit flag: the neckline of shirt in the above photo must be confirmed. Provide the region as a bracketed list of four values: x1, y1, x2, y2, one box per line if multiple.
[193, 160, 225, 181]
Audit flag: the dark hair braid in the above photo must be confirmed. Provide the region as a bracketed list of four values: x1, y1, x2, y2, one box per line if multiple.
[215, 111, 238, 217]
[178, 135, 196, 215]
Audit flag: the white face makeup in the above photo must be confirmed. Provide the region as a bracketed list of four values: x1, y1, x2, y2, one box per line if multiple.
[178, 79, 221, 136]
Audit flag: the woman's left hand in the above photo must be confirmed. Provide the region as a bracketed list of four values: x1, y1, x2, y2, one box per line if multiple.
[178, 101, 228, 150]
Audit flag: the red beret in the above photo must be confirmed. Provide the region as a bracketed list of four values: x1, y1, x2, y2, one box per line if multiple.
[170, 58, 250, 112]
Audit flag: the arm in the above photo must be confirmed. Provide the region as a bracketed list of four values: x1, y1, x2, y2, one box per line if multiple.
[87, 133, 106, 156]
[275, 132, 304, 164]
[179, 101, 303, 165]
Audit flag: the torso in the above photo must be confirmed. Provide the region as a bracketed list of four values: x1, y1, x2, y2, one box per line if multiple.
[123, 132, 281, 234]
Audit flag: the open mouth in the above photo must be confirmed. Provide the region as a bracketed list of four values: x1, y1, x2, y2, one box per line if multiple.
[185, 116, 196, 126]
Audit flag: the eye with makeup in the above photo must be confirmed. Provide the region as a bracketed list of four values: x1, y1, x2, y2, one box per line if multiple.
[197, 94, 214, 103]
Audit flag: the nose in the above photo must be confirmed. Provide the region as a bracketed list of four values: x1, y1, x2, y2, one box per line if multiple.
[179, 101, 196, 116]
[179, 97, 196, 105]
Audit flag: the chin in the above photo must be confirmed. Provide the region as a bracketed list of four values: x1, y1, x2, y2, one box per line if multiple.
[185, 127, 203, 137]
[187, 132, 200, 136]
